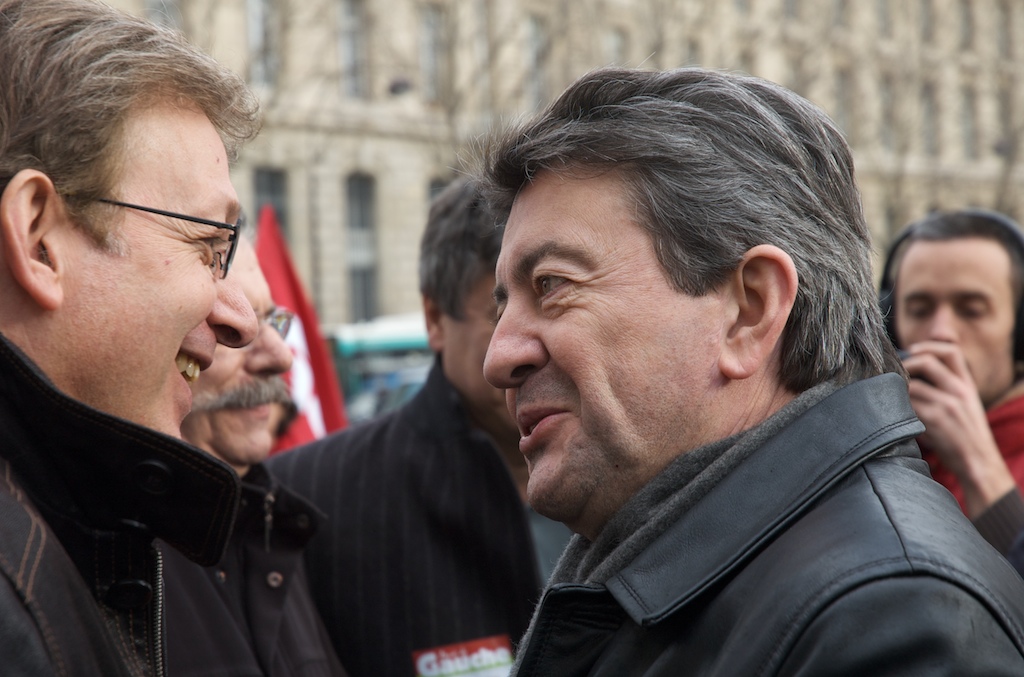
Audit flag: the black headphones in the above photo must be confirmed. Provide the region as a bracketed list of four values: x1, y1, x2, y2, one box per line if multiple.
[878, 208, 1024, 362]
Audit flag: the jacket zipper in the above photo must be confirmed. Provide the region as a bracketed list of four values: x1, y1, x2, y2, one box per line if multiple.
[153, 547, 166, 677]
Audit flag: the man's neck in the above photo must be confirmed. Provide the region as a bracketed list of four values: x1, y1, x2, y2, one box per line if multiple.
[990, 378, 1024, 411]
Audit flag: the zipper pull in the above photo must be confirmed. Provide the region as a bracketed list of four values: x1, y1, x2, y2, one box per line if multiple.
[263, 491, 276, 553]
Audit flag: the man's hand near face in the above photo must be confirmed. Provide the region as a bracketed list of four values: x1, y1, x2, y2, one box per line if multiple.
[902, 340, 1016, 518]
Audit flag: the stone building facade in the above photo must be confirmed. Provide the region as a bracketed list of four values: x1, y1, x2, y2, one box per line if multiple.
[111, 0, 1024, 324]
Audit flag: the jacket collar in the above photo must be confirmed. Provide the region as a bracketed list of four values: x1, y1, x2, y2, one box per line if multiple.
[407, 358, 485, 442]
[605, 373, 923, 626]
[0, 333, 239, 566]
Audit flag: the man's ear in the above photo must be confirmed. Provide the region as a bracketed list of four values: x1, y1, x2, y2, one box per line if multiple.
[719, 244, 798, 380]
[422, 295, 446, 353]
[0, 169, 65, 311]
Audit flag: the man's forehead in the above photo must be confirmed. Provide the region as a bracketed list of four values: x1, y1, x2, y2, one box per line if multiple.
[903, 236, 1011, 261]
[898, 239, 1014, 298]
[901, 238, 1012, 277]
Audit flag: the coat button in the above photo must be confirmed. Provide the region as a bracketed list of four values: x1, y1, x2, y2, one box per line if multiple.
[105, 579, 153, 610]
[294, 514, 310, 531]
[266, 571, 284, 588]
[133, 460, 173, 496]
[216, 570, 227, 584]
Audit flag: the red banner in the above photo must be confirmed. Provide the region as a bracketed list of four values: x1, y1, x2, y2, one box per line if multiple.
[254, 205, 347, 453]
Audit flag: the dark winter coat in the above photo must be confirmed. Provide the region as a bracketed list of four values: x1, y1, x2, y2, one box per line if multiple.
[0, 333, 240, 676]
[269, 363, 544, 676]
[161, 464, 346, 677]
[514, 374, 1024, 676]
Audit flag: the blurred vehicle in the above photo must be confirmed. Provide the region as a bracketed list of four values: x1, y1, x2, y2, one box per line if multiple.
[328, 313, 433, 423]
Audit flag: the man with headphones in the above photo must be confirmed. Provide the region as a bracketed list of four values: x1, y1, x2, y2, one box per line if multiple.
[880, 208, 1024, 572]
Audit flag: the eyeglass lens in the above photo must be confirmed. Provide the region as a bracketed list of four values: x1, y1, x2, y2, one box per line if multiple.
[97, 199, 239, 279]
[266, 309, 294, 338]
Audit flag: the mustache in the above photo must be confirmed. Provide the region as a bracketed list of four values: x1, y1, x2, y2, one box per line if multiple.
[191, 376, 294, 413]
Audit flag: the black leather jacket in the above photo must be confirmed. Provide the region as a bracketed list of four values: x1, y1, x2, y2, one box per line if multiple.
[515, 374, 1024, 676]
[0, 334, 240, 676]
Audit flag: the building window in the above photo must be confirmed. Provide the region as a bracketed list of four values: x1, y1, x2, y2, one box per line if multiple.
[740, 50, 755, 75]
[998, 1, 1013, 59]
[999, 82, 1015, 138]
[921, 82, 939, 158]
[686, 38, 701, 65]
[876, 0, 891, 38]
[346, 174, 377, 322]
[144, 0, 182, 28]
[832, 0, 849, 28]
[338, 0, 368, 98]
[605, 27, 627, 65]
[834, 69, 855, 144]
[735, 0, 751, 14]
[961, 86, 978, 160]
[473, 0, 492, 105]
[879, 74, 895, 152]
[247, 0, 280, 87]
[420, 4, 449, 103]
[783, 0, 801, 20]
[885, 203, 901, 237]
[254, 168, 288, 234]
[526, 14, 550, 110]
[958, 0, 974, 50]
[997, 81, 1016, 159]
[919, 0, 934, 44]
[787, 54, 809, 98]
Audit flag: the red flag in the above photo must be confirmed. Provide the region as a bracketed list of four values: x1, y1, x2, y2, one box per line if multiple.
[254, 205, 347, 453]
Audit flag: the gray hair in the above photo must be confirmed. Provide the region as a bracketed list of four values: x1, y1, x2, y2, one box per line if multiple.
[418, 178, 503, 320]
[481, 67, 900, 391]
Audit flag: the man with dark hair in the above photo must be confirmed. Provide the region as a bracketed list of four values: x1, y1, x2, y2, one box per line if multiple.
[880, 208, 1024, 572]
[161, 235, 347, 676]
[0, 0, 260, 673]
[481, 67, 1024, 674]
[270, 178, 570, 676]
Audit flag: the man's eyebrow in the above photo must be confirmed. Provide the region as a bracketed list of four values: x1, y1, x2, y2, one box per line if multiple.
[903, 290, 990, 301]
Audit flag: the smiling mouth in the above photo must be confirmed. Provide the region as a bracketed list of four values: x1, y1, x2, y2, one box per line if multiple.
[176, 353, 200, 383]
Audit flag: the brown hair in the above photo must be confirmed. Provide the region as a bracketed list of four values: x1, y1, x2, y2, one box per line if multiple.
[0, 0, 261, 244]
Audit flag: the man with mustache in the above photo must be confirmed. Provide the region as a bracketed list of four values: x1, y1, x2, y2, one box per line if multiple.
[160, 235, 347, 676]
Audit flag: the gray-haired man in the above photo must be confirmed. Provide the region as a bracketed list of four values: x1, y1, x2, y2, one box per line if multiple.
[482, 67, 1024, 675]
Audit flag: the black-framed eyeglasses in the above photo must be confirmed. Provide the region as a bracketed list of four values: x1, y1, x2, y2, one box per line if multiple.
[98, 198, 240, 279]
[264, 307, 294, 339]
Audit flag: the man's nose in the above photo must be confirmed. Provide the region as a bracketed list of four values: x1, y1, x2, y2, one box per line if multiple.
[210, 277, 259, 348]
[484, 309, 547, 390]
[926, 305, 959, 344]
[246, 320, 294, 376]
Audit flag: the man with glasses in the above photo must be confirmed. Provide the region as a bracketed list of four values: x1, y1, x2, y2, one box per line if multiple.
[0, 0, 261, 673]
[161, 235, 347, 676]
